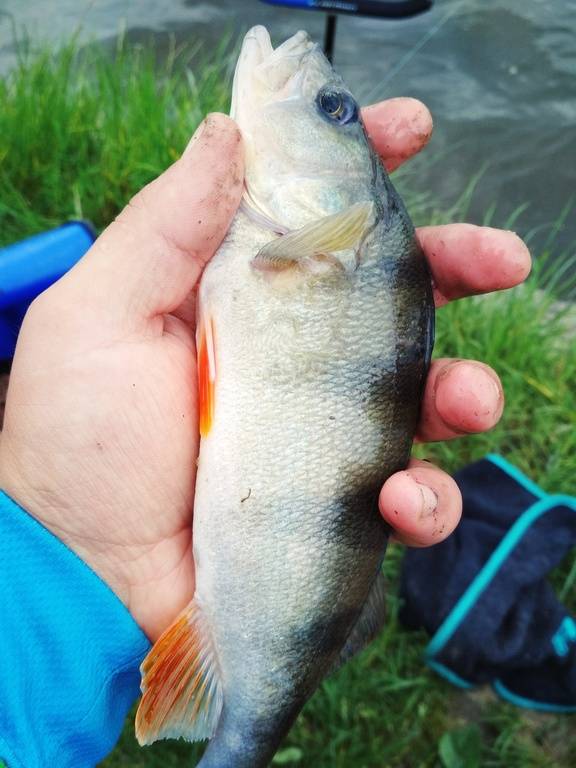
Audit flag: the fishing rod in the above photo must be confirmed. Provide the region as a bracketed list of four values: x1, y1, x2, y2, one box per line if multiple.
[261, 1, 433, 62]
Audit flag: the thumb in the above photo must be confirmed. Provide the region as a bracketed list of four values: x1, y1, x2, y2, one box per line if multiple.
[59, 113, 243, 328]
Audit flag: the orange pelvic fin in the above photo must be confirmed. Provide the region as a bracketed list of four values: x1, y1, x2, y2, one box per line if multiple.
[197, 312, 216, 438]
[135, 600, 223, 746]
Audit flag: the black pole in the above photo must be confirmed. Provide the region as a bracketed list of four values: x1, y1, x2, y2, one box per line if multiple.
[323, 13, 337, 63]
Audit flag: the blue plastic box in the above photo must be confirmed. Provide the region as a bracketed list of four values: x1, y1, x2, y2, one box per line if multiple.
[0, 221, 96, 359]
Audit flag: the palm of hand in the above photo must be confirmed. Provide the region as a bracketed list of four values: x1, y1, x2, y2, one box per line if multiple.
[1, 304, 200, 639]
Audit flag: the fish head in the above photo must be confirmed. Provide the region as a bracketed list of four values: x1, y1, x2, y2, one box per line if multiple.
[231, 26, 375, 230]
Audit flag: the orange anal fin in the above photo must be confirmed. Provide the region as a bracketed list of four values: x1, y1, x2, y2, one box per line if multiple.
[197, 315, 216, 438]
[135, 600, 222, 746]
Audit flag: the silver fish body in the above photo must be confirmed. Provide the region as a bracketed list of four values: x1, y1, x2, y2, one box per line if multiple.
[136, 26, 434, 768]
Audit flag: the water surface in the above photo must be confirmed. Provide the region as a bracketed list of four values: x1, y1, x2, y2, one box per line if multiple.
[1, 0, 574, 257]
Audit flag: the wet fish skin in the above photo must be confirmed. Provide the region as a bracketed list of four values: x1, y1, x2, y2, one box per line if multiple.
[195, 186, 431, 768]
[136, 25, 434, 768]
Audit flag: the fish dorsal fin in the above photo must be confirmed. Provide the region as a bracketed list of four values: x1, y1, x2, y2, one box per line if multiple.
[331, 571, 387, 674]
[251, 201, 374, 274]
[135, 599, 223, 745]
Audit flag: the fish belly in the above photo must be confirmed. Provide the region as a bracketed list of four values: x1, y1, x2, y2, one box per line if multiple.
[191, 223, 428, 763]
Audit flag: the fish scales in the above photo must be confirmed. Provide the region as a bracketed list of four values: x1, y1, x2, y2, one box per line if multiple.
[136, 25, 434, 768]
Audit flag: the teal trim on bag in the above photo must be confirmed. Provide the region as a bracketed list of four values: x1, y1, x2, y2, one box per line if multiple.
[485, 454, 546, 500]
[426, 457, 576, 659]
[552, 616, 576, 657]
[427, 659, 474, 690]
[427, 493, 576, 658]
[492, 680, 576, 714]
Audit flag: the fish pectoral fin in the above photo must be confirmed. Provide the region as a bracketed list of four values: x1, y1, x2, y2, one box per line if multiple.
[331, 571, 387, 674]
[135, 599, 223, 746]
[251, 201, 375, 275]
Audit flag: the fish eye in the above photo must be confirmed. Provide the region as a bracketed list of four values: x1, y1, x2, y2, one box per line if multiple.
[316, 87, 358, 126]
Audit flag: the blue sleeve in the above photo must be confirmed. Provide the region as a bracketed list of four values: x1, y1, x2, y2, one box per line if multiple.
[0, 490, 151, 768]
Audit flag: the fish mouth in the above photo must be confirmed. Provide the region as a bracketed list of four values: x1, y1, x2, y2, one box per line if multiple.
[231, 26, 317, 120]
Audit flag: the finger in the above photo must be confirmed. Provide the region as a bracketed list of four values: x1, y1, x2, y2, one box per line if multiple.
[58, 113, 243, 329]
[361, 97, 433, 173]
[379, 459, 462, 547]
[417, 224, 531, 306]
[416, 358, 504, 442]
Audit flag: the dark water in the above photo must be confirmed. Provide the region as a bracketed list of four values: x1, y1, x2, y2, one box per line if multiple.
[1, 0, 575, 257]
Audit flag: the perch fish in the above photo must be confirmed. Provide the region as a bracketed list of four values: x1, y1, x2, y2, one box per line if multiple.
[135, 25, 434, 767]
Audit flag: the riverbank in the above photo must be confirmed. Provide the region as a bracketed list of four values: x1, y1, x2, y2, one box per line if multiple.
[1, 39, 574, 768]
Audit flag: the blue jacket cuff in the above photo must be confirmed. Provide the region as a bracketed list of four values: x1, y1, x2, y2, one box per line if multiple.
[0, 490, 151, 767]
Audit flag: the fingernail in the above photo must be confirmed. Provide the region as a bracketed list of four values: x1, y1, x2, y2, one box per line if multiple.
[477, 368, 502, 407]
[183, 117, 208, 156]
[418, 483, 438, 518]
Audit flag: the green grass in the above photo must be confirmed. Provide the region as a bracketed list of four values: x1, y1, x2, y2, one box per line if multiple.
[0, 33, 232, 245]
[1, 36, 575, 768]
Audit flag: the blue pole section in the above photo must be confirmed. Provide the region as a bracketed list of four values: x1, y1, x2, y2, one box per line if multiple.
[261, 0, 315, 7]
[260, 1, 432, 17]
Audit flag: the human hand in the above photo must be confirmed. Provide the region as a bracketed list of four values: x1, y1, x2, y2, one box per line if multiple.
[0, 103, 530, 642]
[0, 115, 243, 642]
[362, 98, 530, 546]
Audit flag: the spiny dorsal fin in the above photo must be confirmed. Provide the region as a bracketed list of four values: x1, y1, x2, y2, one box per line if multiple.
[135, 599, 223, 745]
[332, 571, 387, 674]
[251, 201, 374, 274]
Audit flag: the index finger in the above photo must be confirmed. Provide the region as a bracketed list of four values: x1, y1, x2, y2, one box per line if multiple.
[361, 98, 433, 173]
[417, 224, 532, 306]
